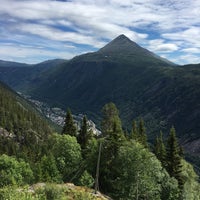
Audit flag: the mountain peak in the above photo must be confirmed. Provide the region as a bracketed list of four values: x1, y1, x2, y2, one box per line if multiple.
[98, 34, 146, 55]
[114, 34, 132, 41]
[98, 34, 176, 66]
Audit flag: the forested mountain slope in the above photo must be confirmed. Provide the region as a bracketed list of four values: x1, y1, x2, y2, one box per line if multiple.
[0, 59, 67, 92]
[0, 79, 200, 199]
[0, 80, 52, 156]
[0, 35, 199, 153]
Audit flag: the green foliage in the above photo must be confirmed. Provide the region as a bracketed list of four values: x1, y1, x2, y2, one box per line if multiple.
[77, 115, 93, 150]
[166, 127, 184, 193]
[39, 154, 62, 183]
[0, 75, 199, 200]
[44, 182, 107, 200]
[130, 120, 138, 139]
[84, 137, 99, 176]
[99, 103, 126, 194]
[181, 160, 200, 200]
[154, 131, 167, 167]
[0, 183, 106, 200]
[50, 134, 82, 182]
[78, 170, 94, 188]
[110, 141, 179, 200]
[0, 83, 51, 137]
[101, 102, 125, 144]
[0, 186, 44, 200]
[160, 172, 179, 200]
[129, 118, 148, 148]
[101, 102, 123, 135]
[137, 118, 148, 147]
[62, 108, 77, 136]
[0, 81, 51, 162]
[100, 103, 125, 169]
[0, 154, 33, 187]
[36, 184, 66, 200]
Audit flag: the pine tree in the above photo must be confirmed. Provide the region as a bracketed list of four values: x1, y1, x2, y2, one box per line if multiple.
[40, 154, 61, 183]
[130, 120, 138, 140]
[101, 102, 123, 136]
[100, 103, 125, 194]
[138, 118, 148, 148]
[154, 131, 166, 167]
[62, 108, 77, 136]
[124, 128, 129, 139]
[166, 126, 184, 197]
[77, 115, 91, 150]
[101, 102, 125, 154]
[179, 146, 184, 158]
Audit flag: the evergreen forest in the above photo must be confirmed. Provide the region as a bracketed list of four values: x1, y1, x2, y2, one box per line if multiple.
[0, 83, 200, 200]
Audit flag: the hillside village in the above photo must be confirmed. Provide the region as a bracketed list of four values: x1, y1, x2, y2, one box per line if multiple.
[20, 92, 101, 135]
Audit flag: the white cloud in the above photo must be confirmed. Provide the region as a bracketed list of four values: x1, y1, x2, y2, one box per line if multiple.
[16, 23, 106, 48]
[0, 0, 199, 64]
[173, 54, 200, 65]
[181, 48, 200, 54]
[0, 43, 78, 64]
[147, 39, 179, 53]
[155, 44, 178, 52]
[162, 27, 200, 48]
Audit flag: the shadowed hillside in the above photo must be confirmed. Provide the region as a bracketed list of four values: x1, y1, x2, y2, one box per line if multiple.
[0, 35, 199, 154]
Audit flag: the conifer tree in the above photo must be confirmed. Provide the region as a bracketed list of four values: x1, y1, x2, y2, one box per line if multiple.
[77, 115, 91, 150]
[124, 128, 129, 139]
[40, 154, 61, 183]
[179, 146, 184, 158]
[101, 102, 125, 154]
[130, 120, 138, 140]
[138, 118, 148, 148]
[100, 103, 125, 194]
[101, 102, 123, 136]
[154, 131, 166, 167]
[166, 126, 184, 197]
[62, 108, 77, 136]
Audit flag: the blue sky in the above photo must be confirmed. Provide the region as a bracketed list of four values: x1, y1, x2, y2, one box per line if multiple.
[0, 0, 199, 64]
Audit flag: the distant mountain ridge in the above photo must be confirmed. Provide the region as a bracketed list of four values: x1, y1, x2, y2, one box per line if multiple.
[0, 35, 199, 158]
[0, 60, 30, 67]
[0, 59, 67, 92]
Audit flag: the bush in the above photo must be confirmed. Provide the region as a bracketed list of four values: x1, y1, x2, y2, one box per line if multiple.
[0, 154, 33, 187]
[78, 170, 94, 188]
[36, 184, 66, 200]
[0, 186, 44, 200]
